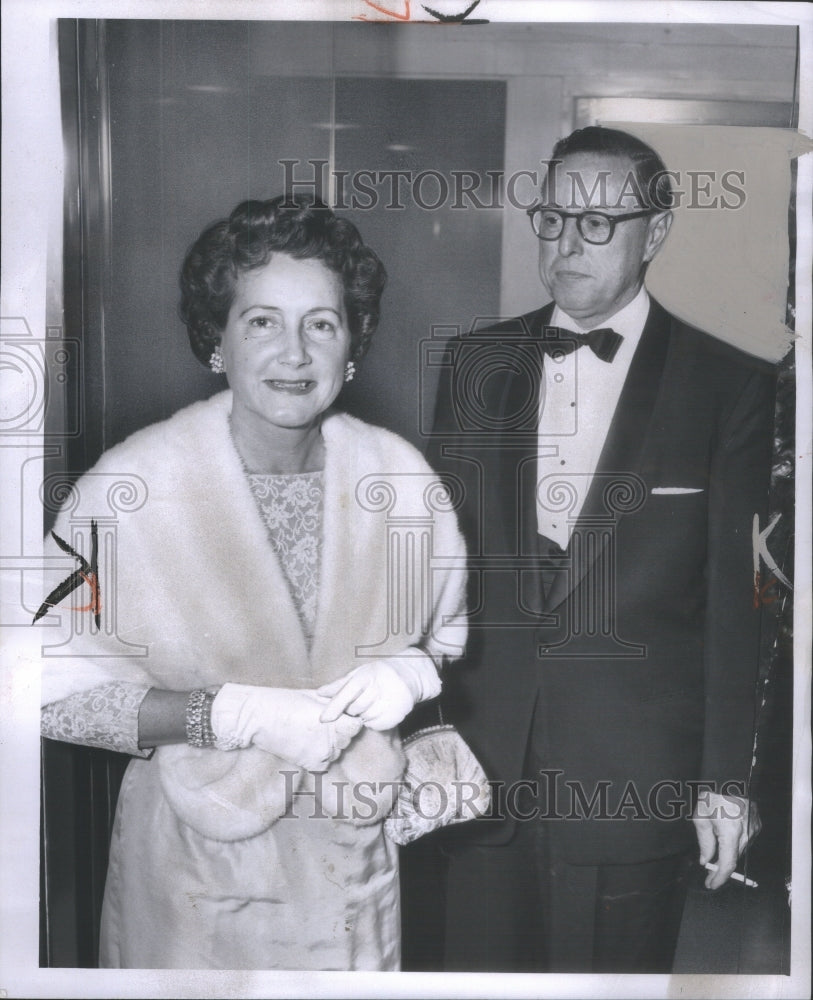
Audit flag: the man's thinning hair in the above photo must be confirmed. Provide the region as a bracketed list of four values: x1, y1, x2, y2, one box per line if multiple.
[551, 126, 674, 210]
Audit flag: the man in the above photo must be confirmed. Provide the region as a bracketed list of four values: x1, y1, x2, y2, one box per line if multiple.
[425, 127, 775, 972]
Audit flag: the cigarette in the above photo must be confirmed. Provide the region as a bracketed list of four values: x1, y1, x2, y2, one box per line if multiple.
[703, 862, 759, 888]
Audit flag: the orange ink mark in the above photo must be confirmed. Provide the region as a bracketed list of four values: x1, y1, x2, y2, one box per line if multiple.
[355, 0, 412, 20]
[73, 571, 102, 616]
[753, 572, 779, 608]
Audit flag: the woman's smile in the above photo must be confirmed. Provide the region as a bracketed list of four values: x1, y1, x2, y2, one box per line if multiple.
[264, 378, 317, 394]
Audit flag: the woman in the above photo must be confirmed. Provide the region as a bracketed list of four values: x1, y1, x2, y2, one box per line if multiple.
[39, 196, 467, 970]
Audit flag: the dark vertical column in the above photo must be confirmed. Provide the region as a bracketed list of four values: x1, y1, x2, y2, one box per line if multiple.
[41, 19, 127, 969]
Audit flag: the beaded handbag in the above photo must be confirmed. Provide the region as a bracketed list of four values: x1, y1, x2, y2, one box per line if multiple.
[385, 702, 491, 846]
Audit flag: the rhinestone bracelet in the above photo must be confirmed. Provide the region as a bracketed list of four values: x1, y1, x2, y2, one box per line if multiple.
[186, 688, 217, 748]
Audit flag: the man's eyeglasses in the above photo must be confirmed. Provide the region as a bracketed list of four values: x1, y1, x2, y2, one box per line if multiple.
[526, 206, 658, 245]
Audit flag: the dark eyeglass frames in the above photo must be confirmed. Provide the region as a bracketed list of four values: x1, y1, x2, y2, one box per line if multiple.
[526, 206, 658, 245]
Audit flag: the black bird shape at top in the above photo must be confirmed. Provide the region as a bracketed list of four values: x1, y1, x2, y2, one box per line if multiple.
[422, 1, 487, 23]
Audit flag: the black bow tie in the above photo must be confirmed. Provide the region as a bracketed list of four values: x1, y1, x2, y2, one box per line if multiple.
[541, 326, 624, 363]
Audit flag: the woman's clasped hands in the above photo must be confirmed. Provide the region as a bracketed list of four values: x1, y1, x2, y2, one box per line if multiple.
[318, 651, 441, 732]
[208, 650, 441, 773]
[210, 684, 362, 772]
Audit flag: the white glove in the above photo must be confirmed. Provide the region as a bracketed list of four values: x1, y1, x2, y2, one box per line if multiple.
[211, 683, 362, 772]
[317, 650, 442, 732]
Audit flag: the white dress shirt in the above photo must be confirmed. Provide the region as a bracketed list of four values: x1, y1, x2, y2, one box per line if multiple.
[536, 286, 651, 549]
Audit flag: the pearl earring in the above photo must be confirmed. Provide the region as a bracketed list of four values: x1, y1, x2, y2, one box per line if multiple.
[209, 346, 225, 374]
[344, 361, 356, 383]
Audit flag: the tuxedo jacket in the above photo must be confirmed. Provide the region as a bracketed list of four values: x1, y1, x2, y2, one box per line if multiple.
[427, 297, 776, 864]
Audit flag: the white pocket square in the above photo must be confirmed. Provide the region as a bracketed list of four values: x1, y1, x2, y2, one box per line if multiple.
[651, 487, 704, 495]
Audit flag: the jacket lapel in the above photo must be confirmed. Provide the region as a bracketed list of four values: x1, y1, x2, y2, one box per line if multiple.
[544, 298, 672, 612]
[494, 305, 552, 615]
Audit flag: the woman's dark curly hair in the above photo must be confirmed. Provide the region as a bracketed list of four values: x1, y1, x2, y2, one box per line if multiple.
[179, 195, 387, 367]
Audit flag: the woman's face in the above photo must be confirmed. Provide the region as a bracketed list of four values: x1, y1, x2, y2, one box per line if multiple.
[219, 254, 351, 436]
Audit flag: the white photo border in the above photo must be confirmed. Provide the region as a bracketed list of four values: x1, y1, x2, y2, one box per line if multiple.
[1, 2, 810, 998]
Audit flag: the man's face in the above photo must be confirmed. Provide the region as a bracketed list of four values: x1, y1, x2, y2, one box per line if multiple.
[537, 152, 671, 328]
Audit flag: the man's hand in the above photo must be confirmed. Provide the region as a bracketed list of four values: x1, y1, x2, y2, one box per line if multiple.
[692, 791, 761, 889]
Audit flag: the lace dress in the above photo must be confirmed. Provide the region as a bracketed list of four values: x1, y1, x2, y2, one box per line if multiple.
[41, 471, 324, 752]
[41, 470, 401, 970]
